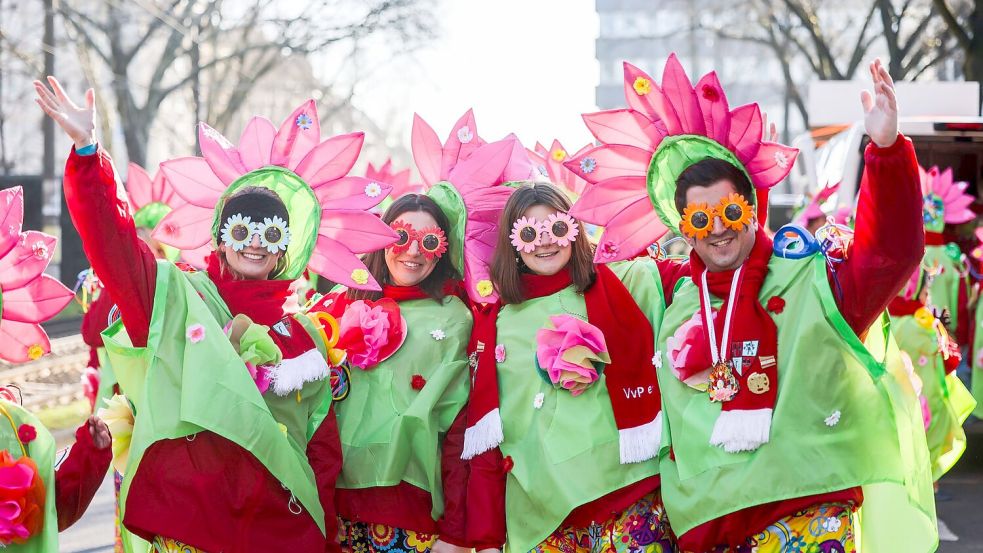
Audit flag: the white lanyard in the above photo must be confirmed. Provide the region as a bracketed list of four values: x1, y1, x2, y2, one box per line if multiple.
[700, 266, 743, 365]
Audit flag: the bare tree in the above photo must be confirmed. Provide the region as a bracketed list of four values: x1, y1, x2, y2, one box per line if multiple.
[933, 0, 983, 90]
[58, 0, 435, 166]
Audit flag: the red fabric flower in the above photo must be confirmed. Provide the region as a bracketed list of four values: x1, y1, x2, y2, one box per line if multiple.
[501, 455, 514, 473]
[411, 374, 426, 390]
[766, 296, 785, 314]
[17, 425, 36, 444]
[701, 84, 720, 102]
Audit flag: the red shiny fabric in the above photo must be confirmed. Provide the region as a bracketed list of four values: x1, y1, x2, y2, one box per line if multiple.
[55, 424, 112, 531]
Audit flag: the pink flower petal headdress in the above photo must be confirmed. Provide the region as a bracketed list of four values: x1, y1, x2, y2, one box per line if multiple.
[527, 140, 593, 199]
[0, 187, 74, 362]
[153, 100, 397, 289]
[920, 164, 974, 233]
[411, 109, 534, 303]
[566, 53, 799, 262]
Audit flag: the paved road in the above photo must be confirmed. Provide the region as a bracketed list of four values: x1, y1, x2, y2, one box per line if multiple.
[58, 420, 983, 552]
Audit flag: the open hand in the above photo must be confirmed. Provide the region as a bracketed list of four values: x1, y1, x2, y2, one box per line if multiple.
[33, 76, 97, 150]
[86, 415, 111, 450]
[860, 59, 899, 148]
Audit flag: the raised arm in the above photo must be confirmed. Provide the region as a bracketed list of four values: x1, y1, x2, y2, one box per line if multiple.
[34, 77, 157, 346]
[833, 60, 924, 335]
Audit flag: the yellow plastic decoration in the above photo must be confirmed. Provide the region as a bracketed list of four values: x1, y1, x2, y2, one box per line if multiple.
[26, 345, 44, 361]
[476, 279, 494, 298]
[633, 77, 652, 95]
[551, 149, 567, 162]
[913, 307, 934, 330]
[307, 311, 347, 367]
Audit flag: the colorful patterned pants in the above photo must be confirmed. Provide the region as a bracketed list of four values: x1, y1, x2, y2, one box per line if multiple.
[698, 502, 857, 553]
[532, 492, 677, 553]
[153, 536, 208, 553]
[339, 519, 438, 553]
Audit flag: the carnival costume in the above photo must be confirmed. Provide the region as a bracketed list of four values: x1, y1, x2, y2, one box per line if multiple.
[566, 54, 936, 552]
[0, 186, 112, 550]
[889, 267, 976, 480]
[367, 158, 423, 214]
[528, 140, 593, 201]
[63, 100, 396, 552]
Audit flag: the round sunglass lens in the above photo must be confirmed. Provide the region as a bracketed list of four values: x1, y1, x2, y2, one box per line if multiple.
[264, 226, 282, 243]
[551, 221, 569, 238]
[724, 203, 743, 222]
[519, 226, 537, 243]
[231, 224, 250, 241]
[422, 234, 440, 251]
[691, 211, 710, 229]
[395, 229, 410, 246]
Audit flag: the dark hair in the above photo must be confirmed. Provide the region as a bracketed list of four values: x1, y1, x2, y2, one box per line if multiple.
[216, 186, 290, 280]
[674, 158, 754, 214]
[348, 194, 460, 302]
[491, 182, 595, 305]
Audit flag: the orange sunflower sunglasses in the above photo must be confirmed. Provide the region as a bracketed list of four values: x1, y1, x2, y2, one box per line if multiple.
[680, 193, 754, 240]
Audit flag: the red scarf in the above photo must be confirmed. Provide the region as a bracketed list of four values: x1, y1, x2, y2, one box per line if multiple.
[887, 297, 924, 317]
[463, 266, 663, 464]
[689, 228, 777, 452]
[205, 254, 313, 358]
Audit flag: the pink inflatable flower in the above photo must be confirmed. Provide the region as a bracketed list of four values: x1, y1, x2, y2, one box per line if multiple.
[527, 139, 593, 199]
[153, 100, 396, 289]
[0, 187, 74, 363]
[665, 310, 713, 388]
[337, 299, 407, 369]
[365, 158, 422, 202]
[0, 450, 45, 545]
[536, 315, 611, 396]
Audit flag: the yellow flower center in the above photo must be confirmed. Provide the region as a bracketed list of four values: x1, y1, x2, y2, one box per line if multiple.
[476, 280, 493, 297]
[27, 344, 44, 360]
[351, 269, 369, 286]
[551, 149, 567, 162]
[633, 77, 651, 96]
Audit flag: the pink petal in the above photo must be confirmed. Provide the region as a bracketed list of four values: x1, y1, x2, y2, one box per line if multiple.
[661, 53, 705, 135]
[198, 123, 247, 185]
[622, 62, 670, 127]
[501, 134, 534, 182]
[448, 138, 516, 191]
[0, 187, 24, 258]
[441, 109, 480, 178]
[314, 177, 393, 211]
[308, 237, 380, 291]
[1, 274, 73, 324]
[569, 175, 649, 225]
[563, 144, 651, 183]
[271, 100, 321, 171]
[727, 104, 763, 164]
[160, 157, 227, 208]
[463, 222, 500, 304]
[238, 116, 277, 171]
[318, 210, 398, 253]
[152, 203, 214, 250]
[0, 231, 56, 289]
[125, 163, 154, 210]
[745, 142, 799, 189]
[389, 168, 412, 190]
[179, 245, 211, 269]
[411, 113, 443, 185]
[153, 166, 179, 206]
[534, 142, 549, 157]
[695, 71, 731, 143]
[591, 197, 668, 263]
[295, 132, 365, 189]
[582, 109, 665, 151]
[0, 320, 50, 363]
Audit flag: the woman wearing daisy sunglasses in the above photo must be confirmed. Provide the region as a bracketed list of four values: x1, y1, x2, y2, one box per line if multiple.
[463, 182, 681, 553]
[35, 77, 396, 552]
[315, 193, 473, 553]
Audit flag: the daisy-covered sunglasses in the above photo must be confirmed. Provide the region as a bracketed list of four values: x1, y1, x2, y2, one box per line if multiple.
[680, 193, 754, 240]
[220, 214, 291, 253]
[389, 221, 448, 260]
[510, 212, 580, 254]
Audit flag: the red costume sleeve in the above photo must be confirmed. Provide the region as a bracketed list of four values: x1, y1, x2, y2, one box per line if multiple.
[55, 424, 112, 531]
[63, 146, 157, 347]
[80, 291, 115, 368]
[956, 274, 971, 346]
[436, 410, 469, 546]
[306, 406, 343, 553]
[465, 447, 507, 549]
[834, 135, 923, 335]
[655, 257, 690, 305]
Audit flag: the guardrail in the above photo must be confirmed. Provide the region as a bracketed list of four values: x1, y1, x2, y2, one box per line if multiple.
[0, 333, 88, 411]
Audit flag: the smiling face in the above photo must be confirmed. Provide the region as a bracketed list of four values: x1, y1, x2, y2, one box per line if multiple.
[681, 179, 757, 272]
[385, 210, 440, 287]
[517, 204, 573, 276]
[219, 234, 283, 279]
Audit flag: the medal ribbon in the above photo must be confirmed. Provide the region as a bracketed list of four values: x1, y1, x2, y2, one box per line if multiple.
[700, 266, 743, 367]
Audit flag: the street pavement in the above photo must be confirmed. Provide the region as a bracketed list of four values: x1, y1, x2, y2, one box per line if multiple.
[57, 420, 983, 552]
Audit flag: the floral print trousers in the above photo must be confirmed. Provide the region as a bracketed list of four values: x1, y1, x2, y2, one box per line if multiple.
[339, 519, 438, 553]
[532, 492, 677, 553]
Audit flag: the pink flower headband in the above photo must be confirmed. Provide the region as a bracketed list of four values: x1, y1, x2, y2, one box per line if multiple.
[509, 212, 580, 253]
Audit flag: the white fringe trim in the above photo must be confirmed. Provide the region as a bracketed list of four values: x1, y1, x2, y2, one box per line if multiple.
[461, 408, 504, 460]
[269, 349, 329, 396]
[619, 411, 664, 464]
[709, 408, 773, 453]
